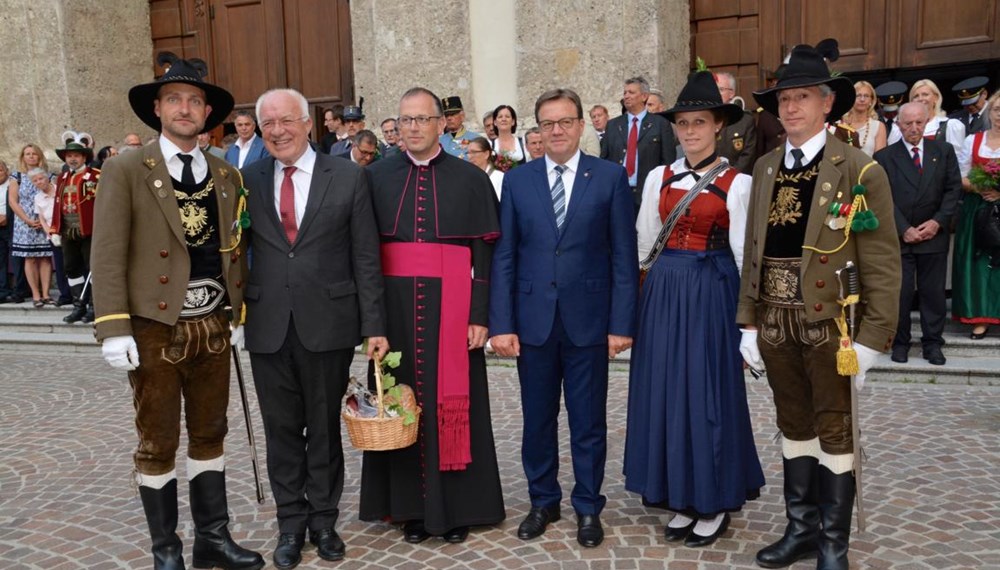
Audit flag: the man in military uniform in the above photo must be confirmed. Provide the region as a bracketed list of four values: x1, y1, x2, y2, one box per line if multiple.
[738, 45, 900, 570]
[715, 71, 758, 173]
[439, 96, 479, 160]
[330, 105, 367, 157]
[876, 80, 907, 145]
[948, 76, 990, 137]
[50, 141, 99, 323]
[91, 55, 264, 570]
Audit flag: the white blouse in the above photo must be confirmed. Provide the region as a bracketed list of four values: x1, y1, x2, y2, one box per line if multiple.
[925, 116, 965, 155]
[492, 136, 525, 163]
[636, 157, 752, 272]
[957, 133, 1000, 178]
[487, 167, 504, 201]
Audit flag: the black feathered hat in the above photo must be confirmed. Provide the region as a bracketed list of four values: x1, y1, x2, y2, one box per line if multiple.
[658, 71, 744, 125]
[128, 52, 235, 133]
[753, 44, 855, 120]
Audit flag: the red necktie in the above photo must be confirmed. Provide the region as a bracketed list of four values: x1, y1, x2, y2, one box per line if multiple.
[280, 166, 298, 243]
[626, 117, 638, 177]
[912, 147, 922, 174]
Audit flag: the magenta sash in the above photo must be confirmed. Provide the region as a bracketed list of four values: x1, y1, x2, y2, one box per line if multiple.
[381, 242, 472, 471]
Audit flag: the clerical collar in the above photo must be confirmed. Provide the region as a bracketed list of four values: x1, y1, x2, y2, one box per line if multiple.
[407, 145, 443, 166]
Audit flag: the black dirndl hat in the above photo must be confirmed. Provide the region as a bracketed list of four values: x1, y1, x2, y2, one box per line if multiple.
[659, 71, 744, 125]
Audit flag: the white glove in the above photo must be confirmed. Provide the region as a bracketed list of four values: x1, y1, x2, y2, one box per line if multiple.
[739, 329, 765, 375]
[853, 343, 880, 390]
[230, 325, 245, 351]
[103, 335, 140, 371]
[50, 234, 62, 247]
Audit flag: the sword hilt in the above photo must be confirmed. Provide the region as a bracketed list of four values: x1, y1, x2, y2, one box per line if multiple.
[845, 261, 860, 297]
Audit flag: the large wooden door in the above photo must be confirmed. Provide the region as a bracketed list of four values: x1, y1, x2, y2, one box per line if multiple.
[148, 0, 354, 138]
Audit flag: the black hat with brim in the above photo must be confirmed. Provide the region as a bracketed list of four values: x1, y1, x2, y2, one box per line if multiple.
[55, 142, 94, 162]
[128, 56, 235, 133]
[442, 96, 464, 115]
[753, 45, 855, 120]
[659, 71, 745, 126]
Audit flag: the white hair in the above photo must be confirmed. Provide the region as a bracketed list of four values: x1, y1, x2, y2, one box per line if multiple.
[716, 72, 737, 90]
[27, 167, 47, 179]
[255, 88, 309, 121]
[898, 101, 929, 121]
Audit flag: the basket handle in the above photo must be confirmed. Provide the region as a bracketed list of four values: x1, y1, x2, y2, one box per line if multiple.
[373, 355, 386, 420]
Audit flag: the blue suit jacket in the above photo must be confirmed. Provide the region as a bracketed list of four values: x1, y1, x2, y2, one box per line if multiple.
[489, 152, 638, 347]
[224, 135, 270, 167]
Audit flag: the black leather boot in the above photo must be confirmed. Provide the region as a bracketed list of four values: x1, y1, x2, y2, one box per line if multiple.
[138, 480, 185, 570]
[756, 456, 820, 568]
[817, 466, 855, 570]
[62, 284, 85, 323]
[189, 470, 265, 570]
[81, 303, 95, 324]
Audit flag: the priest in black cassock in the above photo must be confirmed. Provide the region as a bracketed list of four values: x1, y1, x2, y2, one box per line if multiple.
[359, 87, 506, 544]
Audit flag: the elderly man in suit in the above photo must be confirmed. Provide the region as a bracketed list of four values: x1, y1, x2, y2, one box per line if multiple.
[224, 109, 270, 168]
[738, 45, 900, 570]
[240, 88, 388, 569]
[91, 56, 263, 570]
[874, 102, 962, 365]
[490, 88, 638, 549]
[600, 76, 676, 215]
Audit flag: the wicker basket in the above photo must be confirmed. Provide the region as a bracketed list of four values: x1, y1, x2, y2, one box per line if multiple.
[343, 356, 421, 451]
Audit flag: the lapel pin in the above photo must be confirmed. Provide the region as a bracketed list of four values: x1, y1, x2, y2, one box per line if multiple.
[222, 192, 228, 198]
[154, 179, 163, 188]
[584, 172, 590, 178]
[822, 182, 832, 192]
[767, 167, 773, 175]
[144, 158, 157, 169]
[819, 196, 829, 206]
[220, 167, 229, 176]
[157, 189, 168, 199]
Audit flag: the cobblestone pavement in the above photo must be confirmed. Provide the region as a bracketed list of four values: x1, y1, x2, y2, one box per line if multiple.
[1, 350, 998, 570]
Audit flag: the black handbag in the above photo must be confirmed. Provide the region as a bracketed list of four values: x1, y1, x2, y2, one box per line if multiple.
[973, 201, 1000, 266]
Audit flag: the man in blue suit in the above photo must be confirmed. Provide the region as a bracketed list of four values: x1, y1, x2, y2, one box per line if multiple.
[489, 88, 638, 548]
[224, 109, 270, 168]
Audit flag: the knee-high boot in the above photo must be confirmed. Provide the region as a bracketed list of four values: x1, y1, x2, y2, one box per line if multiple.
[138, 480, 185, 570]
[63, 283, 86, 323]
[817, 465, 855, 570]
[756, 455, 820, 568]
[189, 470, 264, 570]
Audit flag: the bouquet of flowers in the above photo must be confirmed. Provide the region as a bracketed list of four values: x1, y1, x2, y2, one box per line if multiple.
[493, 152, 518, 173]
[967, 160, 1000, 193]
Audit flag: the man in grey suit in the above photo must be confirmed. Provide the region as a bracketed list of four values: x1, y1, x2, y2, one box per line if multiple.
[240, 88, 389, 569]
[599, 76, 676, 215]
[874, 102, 962, 366]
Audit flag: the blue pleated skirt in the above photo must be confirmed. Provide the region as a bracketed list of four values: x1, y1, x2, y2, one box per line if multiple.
[623, 248, 764, 516]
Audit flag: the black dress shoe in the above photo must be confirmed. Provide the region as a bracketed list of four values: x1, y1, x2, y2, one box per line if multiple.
[576, 514, 604, 548]
[923, 347, 946, 366]
[55, 297, 74, 307]
[272, 533, 304, 570]
[970, 327, 989, 340]
[8, 295, 25, 304]
[517, 506, 561, 540]
[664, 519, 697, 542]
[402, 520, 430, 544]
[684, 513, 730, 547]
[309, 528, 345, 561]
[442, 526, 469, 543]
[890, 346, 908, 363]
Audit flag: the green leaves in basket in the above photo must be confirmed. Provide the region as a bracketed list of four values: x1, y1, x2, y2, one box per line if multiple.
[381, 371, 396, 390]
[381, 351, 402, 369]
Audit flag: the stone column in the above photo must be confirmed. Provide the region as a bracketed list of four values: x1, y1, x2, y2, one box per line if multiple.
[0, 0, 152, 165]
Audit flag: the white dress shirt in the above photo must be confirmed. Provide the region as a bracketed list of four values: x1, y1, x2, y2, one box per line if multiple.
[544, 150, 582, 208]
[0, 179, 8, 218]
[159, 135, 208, 183]
[235, 134, 258, 168]
[784, 129, 827, 170]
[272, 146, 316, 227]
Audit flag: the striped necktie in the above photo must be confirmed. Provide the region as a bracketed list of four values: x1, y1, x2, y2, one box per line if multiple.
[551, 164, 566, 229]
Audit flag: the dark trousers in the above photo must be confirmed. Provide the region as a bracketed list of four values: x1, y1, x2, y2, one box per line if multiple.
[757, 304, 853, 455]
[517, 309, 609, 516]
[51, 243, 71, 302]
[249, 319, 354, 535]
[9, 256, 29, 298]
[128, 312, 232, 474]
[0, 231, 10, 297]
[895, 250, 947, 350]
[61, 234, 91, 281]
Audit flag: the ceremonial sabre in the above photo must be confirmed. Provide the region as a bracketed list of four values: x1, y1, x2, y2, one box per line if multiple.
[836, 261, 865, 532]
[232, 346, 266, 504]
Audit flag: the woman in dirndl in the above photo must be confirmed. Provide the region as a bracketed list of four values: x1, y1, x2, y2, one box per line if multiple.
[624, 70, 764, 548]
[953, 89, 1000, 339]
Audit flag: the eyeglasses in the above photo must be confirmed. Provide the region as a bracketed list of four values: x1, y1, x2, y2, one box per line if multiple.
[259, 116, 307, 131]
[538, 117, 580, 132]
[356, 148, 377, 157]
[398, 115, 441, 127]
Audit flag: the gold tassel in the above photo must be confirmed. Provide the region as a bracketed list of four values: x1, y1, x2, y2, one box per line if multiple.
[834, 311, 858, 376]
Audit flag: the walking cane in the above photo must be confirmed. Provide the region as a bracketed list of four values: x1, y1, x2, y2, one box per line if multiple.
[836, 261, 865, 532]
[232, 346, 266, 504]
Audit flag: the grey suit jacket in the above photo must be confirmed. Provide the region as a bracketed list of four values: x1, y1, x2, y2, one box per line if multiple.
[241, 152, 385, 353]
[874, 139, 962, 255]
[599, 112, 676, 202]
